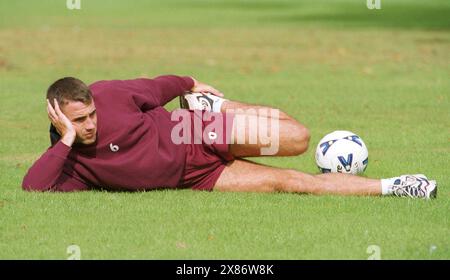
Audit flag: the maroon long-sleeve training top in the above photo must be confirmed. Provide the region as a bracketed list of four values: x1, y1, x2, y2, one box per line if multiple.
[22, 75, 195, 192]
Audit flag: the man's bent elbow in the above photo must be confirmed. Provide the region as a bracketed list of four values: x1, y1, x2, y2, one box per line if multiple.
[22, 176, 50, 192]
[22, 182, 42, 192]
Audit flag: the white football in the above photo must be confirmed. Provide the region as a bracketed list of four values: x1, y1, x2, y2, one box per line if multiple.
[315, 130, 368, 174]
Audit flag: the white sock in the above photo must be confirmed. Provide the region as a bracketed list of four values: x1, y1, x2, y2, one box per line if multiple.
[207, 94, 227, 113]
[380, 177, 399, 195]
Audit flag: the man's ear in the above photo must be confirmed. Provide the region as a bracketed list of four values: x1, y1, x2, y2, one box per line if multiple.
[49, 124, 61, 145]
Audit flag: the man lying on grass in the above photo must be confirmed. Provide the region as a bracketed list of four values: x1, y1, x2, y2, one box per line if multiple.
[22, 75, 437, 199]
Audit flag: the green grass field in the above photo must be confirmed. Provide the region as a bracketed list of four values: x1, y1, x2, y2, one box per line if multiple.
[0, 0, 449, 259]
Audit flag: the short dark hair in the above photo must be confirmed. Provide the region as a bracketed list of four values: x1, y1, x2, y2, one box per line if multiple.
[47, 77, 93, 108]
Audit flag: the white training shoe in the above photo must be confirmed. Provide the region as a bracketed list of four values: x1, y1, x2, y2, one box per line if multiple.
[180, 92, 228, 113]
[180, 92, 214, 111]
[391, 175, 437, 199]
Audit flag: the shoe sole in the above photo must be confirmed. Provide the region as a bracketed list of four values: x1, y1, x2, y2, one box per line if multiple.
[429, 180, 437, 199]
[179, 94, 189, 109]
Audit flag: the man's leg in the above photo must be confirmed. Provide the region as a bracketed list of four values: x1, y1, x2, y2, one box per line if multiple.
[181, 95, 436, 198]
[221, 100, 311, 158]
[214, 159, 382, 195]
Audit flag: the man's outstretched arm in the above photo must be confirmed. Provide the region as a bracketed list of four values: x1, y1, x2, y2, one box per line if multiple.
[22, 99, 89, 192]
[145, 75, 195, 107]
[151, 75, 224, 105]
[109, 75, 223, 111]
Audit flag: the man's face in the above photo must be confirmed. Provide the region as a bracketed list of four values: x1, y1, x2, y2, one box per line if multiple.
[62, 100, 97, 145]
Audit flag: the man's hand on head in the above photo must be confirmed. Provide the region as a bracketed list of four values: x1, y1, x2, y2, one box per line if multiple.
[190, 77, 224, 97]
[47, 99, 76, 147]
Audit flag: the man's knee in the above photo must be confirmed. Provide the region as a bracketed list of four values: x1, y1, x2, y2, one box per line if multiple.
[290, 125, 310, 155]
